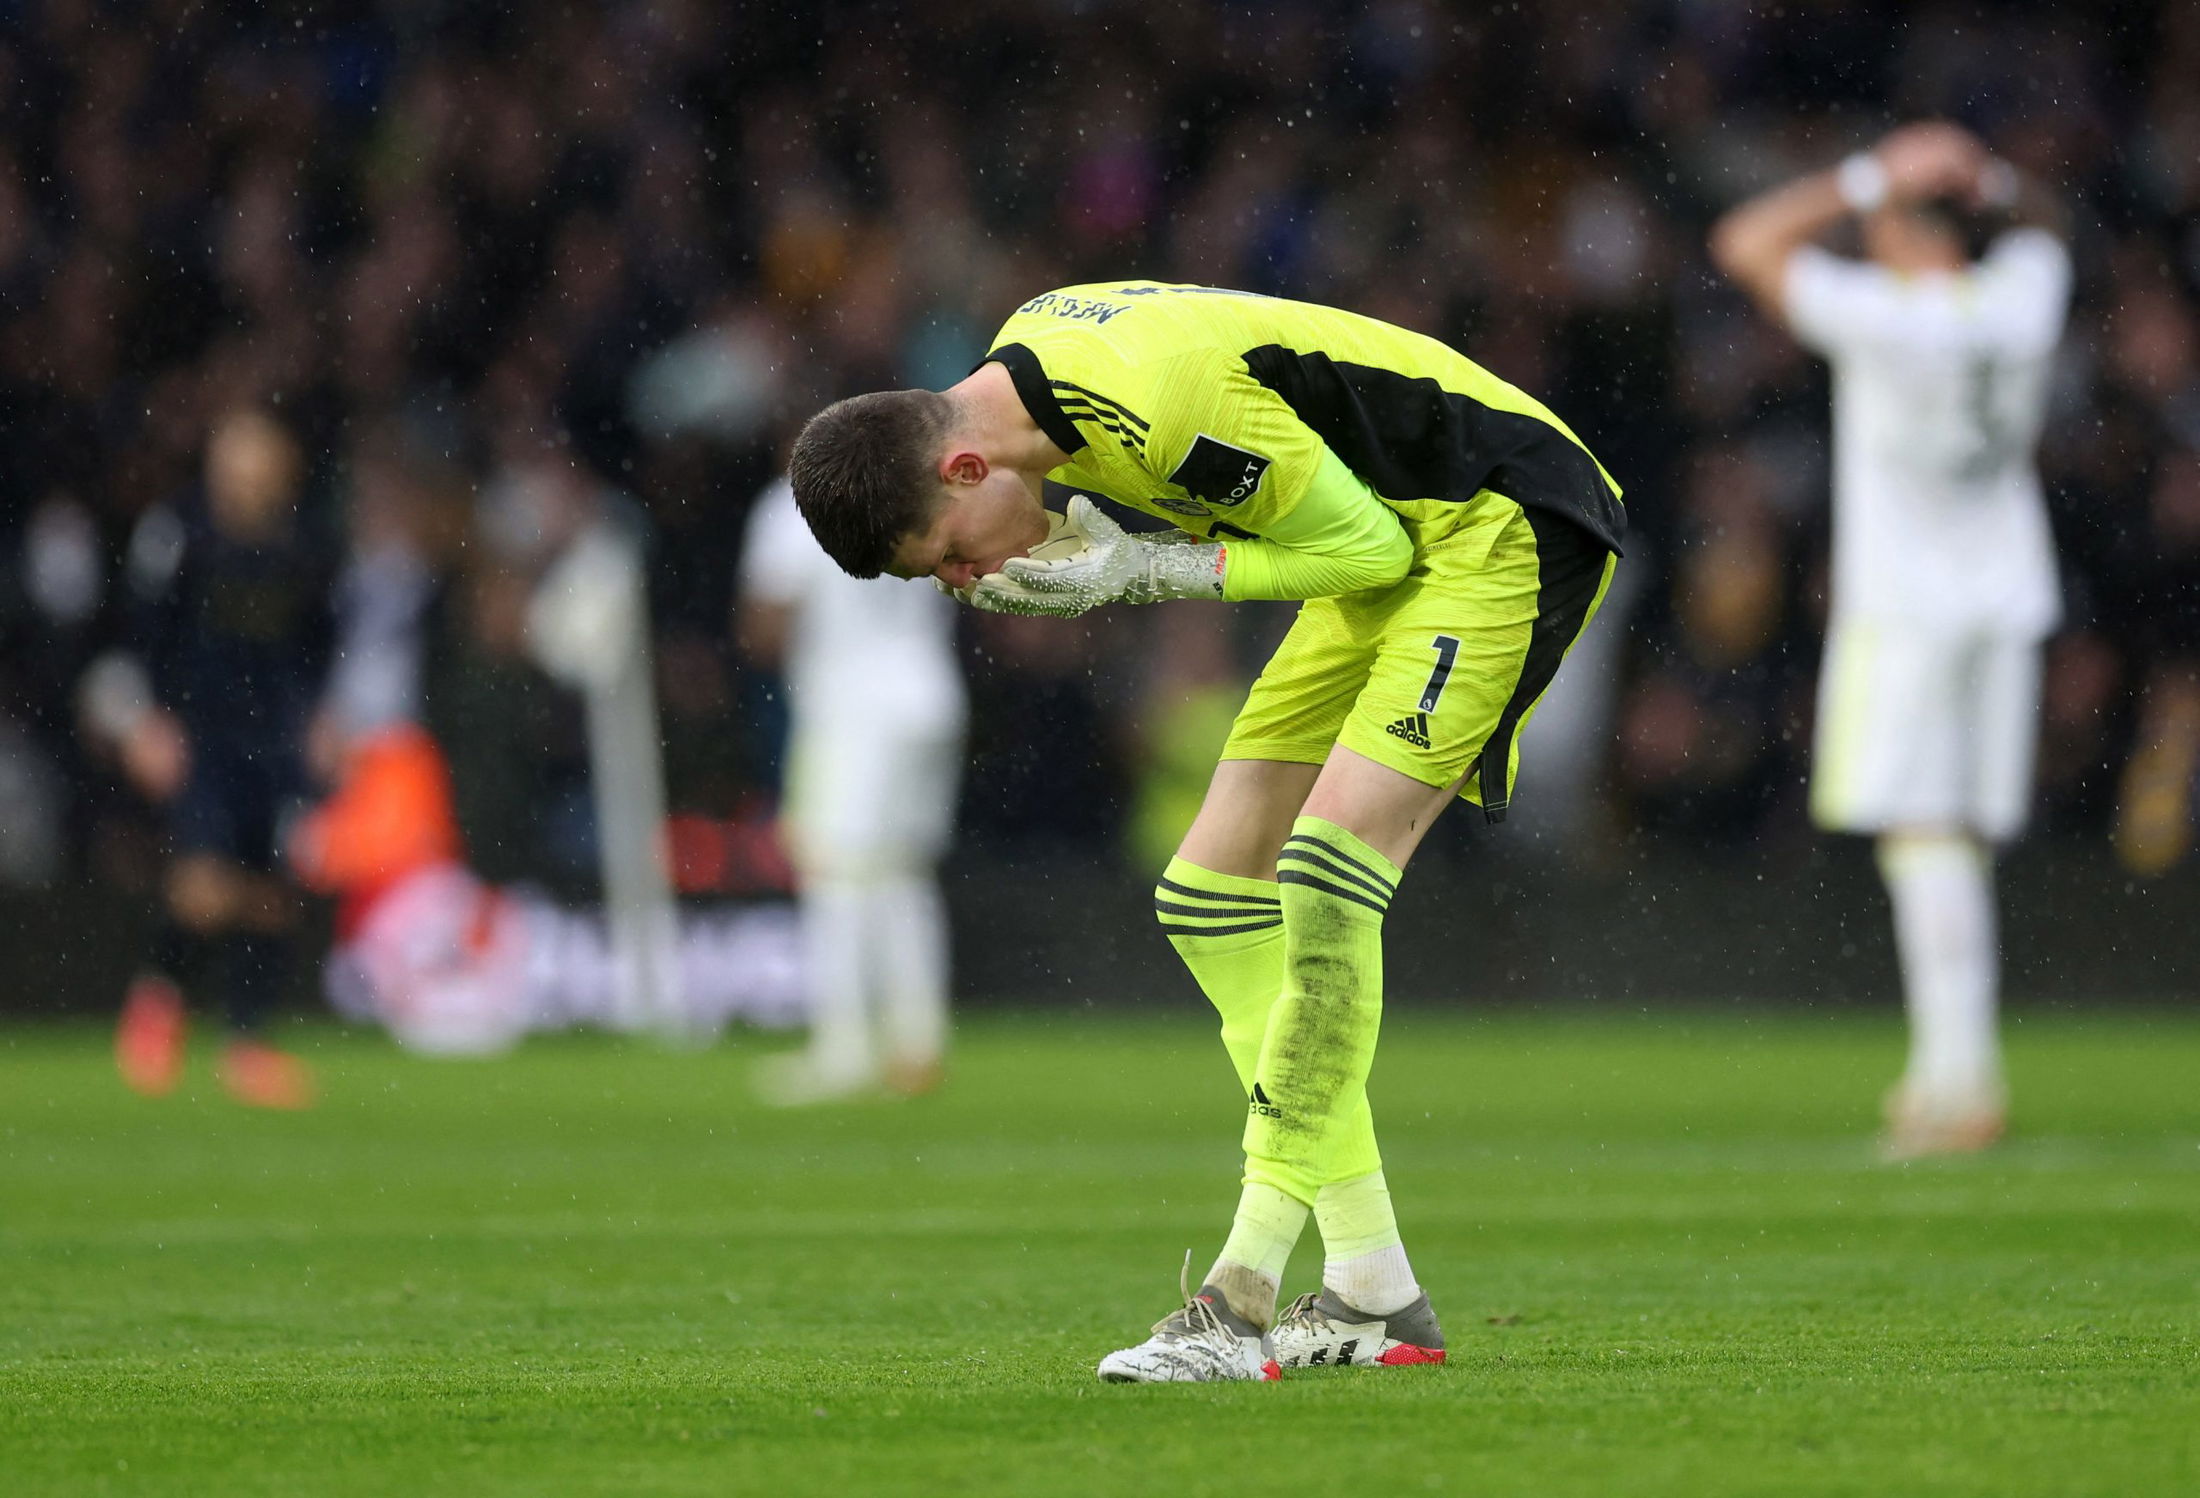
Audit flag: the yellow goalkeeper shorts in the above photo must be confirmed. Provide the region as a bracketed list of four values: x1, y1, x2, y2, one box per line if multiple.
[1220, 490, 1616, 821]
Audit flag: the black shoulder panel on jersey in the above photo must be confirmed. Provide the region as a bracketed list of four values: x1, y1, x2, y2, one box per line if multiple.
[984, 343, 1087, 455]
[1239, 346, 1626, 553]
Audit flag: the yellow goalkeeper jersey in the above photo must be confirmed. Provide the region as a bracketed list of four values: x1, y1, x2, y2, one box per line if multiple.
[984, 281, 1625, 553]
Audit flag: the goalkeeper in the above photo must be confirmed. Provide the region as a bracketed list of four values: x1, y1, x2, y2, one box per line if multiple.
[790, 282, 1622, 1382]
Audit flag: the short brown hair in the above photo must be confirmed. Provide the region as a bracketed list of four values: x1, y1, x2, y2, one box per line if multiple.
[788, 389, 953, 577]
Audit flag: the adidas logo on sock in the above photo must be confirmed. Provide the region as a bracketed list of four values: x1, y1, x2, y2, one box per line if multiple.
[1385, 712, 1431, 749]
[1249, 1082, 1283, 1119]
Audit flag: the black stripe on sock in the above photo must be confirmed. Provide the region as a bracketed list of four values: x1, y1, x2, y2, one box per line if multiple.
[1281, 833, 1397, 896]
[1277, 868, 1392, 916]
[1159, 918, 1285, 938]
[1278, 844, 1395, 903]
[1154, 899, 1290, 921]
[1156, 876, 1279, 906]
[1277, 849, 1392, 905]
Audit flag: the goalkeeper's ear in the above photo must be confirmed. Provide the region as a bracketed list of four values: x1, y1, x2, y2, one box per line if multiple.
[940, 449, 990, 487]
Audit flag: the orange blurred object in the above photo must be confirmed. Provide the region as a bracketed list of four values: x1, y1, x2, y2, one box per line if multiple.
[115, 974, 188, 1097]
[290, 723, 463, 914]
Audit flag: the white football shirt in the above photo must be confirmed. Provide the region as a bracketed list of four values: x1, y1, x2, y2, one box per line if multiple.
[1783, 229, 2071, 637]
[737, 478, 966, 737]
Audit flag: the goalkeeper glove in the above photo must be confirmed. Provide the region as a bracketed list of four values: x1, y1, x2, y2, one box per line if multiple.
[966, 496, 1223, 617]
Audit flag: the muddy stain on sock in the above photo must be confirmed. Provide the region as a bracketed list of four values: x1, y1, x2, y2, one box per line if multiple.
[1252, 888, 1385, 1185]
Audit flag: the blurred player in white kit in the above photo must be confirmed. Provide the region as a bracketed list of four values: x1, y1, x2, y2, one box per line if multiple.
[1713, 122, 2072, 1158]
[738, 475, 967, 1103]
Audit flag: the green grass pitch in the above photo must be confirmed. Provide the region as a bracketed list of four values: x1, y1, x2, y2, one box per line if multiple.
[3, 1008, 2195, 1496]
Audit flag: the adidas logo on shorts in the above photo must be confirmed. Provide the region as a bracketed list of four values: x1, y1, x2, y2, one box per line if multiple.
[1385, 711, 1431, 749]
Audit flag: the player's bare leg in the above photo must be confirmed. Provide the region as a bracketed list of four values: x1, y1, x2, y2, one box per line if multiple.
[1178, 759, 1323, 878]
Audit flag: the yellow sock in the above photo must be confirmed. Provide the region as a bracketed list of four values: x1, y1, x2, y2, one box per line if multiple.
[1156, 855, 1383, 1159]
[1316, 1169, 1420, 1314]
[1209, 1182, 1311, 1324]
[1154, 857, 1284, 1092]
[1315, 1169, 1404, 1259]
[1243, 817, 1397, 1203]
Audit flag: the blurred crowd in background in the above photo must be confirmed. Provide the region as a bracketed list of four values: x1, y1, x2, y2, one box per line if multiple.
[1, 0, 2196, 926]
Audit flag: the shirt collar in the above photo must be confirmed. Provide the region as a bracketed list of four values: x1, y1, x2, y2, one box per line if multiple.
[982, 343, 1086, 455]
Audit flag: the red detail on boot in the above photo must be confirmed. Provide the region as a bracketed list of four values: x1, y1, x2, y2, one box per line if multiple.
[116, 977, 187, 1097]
[1376, 1344, 1447, 1366]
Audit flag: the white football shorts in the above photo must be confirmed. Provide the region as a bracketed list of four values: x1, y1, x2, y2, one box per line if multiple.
[1810, 621, 2042, 842]
[783, 718, 964, 877]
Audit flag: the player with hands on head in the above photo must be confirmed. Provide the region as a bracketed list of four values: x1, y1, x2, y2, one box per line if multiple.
[1711, 122, 2072, 1159]
[791, 281, 1622, 1381]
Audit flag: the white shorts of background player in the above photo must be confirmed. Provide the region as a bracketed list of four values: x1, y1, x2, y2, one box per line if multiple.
[1811, 620, 2042, 843]
[782, 716, 962, 878]
[779, 716, 964, 1090]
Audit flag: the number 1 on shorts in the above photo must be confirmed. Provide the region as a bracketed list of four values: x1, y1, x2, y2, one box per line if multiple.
[1419, 635, 1461, 713]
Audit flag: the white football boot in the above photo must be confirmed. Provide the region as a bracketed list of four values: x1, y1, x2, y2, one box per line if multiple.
[752, 1051, 873, 1106]
[1881, 1081, 2007, 1161]
[1097, 1270, 1281, 1383]
[1270, 1287, 1447, 1368]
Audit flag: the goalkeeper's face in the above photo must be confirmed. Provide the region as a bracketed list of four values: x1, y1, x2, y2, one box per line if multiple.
[885, 473, 1049, 589]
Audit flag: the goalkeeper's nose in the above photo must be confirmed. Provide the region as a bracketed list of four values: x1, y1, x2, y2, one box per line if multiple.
[941, 549, 1025, 589]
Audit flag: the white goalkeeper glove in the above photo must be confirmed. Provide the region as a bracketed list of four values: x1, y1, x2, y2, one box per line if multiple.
[966, 495, 1223, 617]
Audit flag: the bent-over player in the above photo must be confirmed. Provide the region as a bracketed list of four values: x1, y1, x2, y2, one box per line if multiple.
[790, 282, 1622, 1381]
